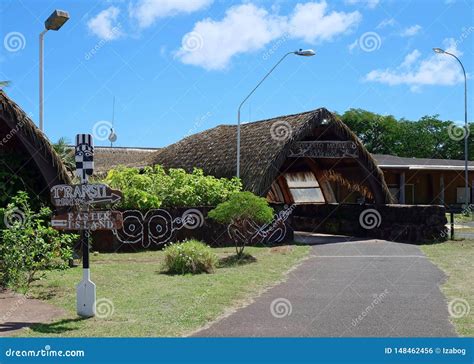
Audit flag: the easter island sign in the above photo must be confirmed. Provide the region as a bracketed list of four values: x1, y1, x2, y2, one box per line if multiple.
[51, 184, 122, 207]
[51, 210, 123, 231]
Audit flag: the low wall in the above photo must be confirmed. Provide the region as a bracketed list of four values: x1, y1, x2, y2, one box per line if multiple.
[91, 204, 294, 252]
[292, 203, 447, 244]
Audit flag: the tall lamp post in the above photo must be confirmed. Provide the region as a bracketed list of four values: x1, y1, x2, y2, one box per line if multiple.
[236, 49, 316, 178]
[433, 47, 469, 207]
[39, 9, 70, 132]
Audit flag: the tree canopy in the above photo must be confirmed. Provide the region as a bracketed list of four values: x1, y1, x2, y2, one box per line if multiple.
[339, 109, 473, 160]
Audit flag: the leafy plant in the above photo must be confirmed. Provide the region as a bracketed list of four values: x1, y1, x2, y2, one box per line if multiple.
[104, 165, 241, 209]
[0, 191, 77, 291]
[52, 137, 75, 176]
[208, 192, 274, 256]
[163, 240, 218, 274]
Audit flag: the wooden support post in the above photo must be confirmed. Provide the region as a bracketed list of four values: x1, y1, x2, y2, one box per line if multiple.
[399, 172, 406, 204]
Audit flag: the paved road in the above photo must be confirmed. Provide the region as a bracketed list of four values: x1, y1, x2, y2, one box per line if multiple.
[194, 234, 457, 337]
[0, 290, 65, 336]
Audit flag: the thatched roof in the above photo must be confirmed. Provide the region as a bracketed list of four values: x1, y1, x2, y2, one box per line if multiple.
[0, 90, 70, 187]
[149, 108, 393, 204]
[93, 147, 160, 174]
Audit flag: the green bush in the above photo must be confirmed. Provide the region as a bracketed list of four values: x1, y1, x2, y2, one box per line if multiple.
[0, 191, 77, 291]
[104, 165, 241, 209]
[208, 192, 274, 256]
[163, 240, 218, 274]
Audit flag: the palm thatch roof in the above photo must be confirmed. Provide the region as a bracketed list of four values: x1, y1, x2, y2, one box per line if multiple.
[0, 90, 70, 188]
[149, 108, 393, 204]
[93, 146, 160, 174]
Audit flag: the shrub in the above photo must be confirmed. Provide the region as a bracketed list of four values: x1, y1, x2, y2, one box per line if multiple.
[104, 165, 241, 209]
[0, 191, 77, 291]
[163, 240, 218, 274]
[208, 192, 274, 256]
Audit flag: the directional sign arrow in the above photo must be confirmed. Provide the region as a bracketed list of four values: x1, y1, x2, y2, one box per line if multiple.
[51, 210, 123, 231]
[50, 184, 122, 207]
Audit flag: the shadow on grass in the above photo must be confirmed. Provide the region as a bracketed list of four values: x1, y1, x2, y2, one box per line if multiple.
[218, 253, 257, 268]
[29, 317, 87, 334]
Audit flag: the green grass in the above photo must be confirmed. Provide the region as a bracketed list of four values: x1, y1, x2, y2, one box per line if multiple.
[20, 245, 309, 337]
[421, 240, 473, 336]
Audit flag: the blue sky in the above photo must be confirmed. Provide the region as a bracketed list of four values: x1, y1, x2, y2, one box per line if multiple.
[0, 0, 472, 148]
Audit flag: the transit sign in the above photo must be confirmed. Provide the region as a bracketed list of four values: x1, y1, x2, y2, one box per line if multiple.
[50, 184, 122, 207]
[51, 210, 123, 231]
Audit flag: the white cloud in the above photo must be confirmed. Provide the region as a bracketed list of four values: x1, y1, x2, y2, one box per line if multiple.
[177, 1, 361, 70]
[87, 6, 122, 40]
[400, 49, 421, 68]
[376, 17, 396, 29]
[288, 2, 361, 43]
[345, 0, 379, 9]
[400, 24, 422, 37]
[130, 0, 213, 28]
[365, 39, 465, 91]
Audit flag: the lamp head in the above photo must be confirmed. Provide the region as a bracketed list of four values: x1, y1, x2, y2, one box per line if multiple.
[433, 47, 445, 54]
[45, 10, 70, 31]
[294, 49, 316, 57]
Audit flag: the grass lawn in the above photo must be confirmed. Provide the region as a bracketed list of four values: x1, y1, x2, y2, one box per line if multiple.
[421, 239, 473, 337]
[21, 245, 309, 337]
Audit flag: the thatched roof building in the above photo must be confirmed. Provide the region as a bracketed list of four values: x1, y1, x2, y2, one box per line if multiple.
[150, 108, 393, 204]
[0, 90, 69, 202]
[93, 146, 160, 174]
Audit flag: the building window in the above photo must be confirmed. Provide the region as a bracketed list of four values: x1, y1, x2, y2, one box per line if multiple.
[285, 172, 325, 204]
[457, 187, 471, 204]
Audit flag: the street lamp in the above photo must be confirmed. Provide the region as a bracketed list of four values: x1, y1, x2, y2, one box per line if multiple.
[433, 47, 469, 207]
[39, 10, 70, 132]
[236, 49, 316, 178]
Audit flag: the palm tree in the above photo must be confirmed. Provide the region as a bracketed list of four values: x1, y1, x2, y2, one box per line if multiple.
[0, 81, 11, 88]
[53, 137, 75, 176]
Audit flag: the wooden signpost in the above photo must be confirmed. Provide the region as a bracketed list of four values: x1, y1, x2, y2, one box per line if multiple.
[51, 184, 122, 207]
[51, 211, 123, 231]
[50, 134, 122, 318]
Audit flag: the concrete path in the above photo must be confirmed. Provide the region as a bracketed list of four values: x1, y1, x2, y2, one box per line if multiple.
[0, 290, 65, 336]
[194, 233, 457, 337]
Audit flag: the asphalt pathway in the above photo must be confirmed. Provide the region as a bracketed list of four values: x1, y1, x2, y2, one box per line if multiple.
[0, 290, 65, 336]
[194, 233, 457, 337]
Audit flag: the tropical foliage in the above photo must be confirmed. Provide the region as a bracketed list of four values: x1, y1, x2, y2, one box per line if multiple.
[0, 191, 77, 291]
[52, 137, 75, 176]
[104, 165, 242, 209]
[340, 108, 474, 160]
[163, 240, 218, 274]
[208, 192, 274, 256]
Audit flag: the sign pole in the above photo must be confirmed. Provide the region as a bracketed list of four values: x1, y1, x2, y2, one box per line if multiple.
[75, 134, 96, 318]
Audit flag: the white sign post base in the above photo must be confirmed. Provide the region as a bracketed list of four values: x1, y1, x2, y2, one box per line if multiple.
[76, 268, 96, 317]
